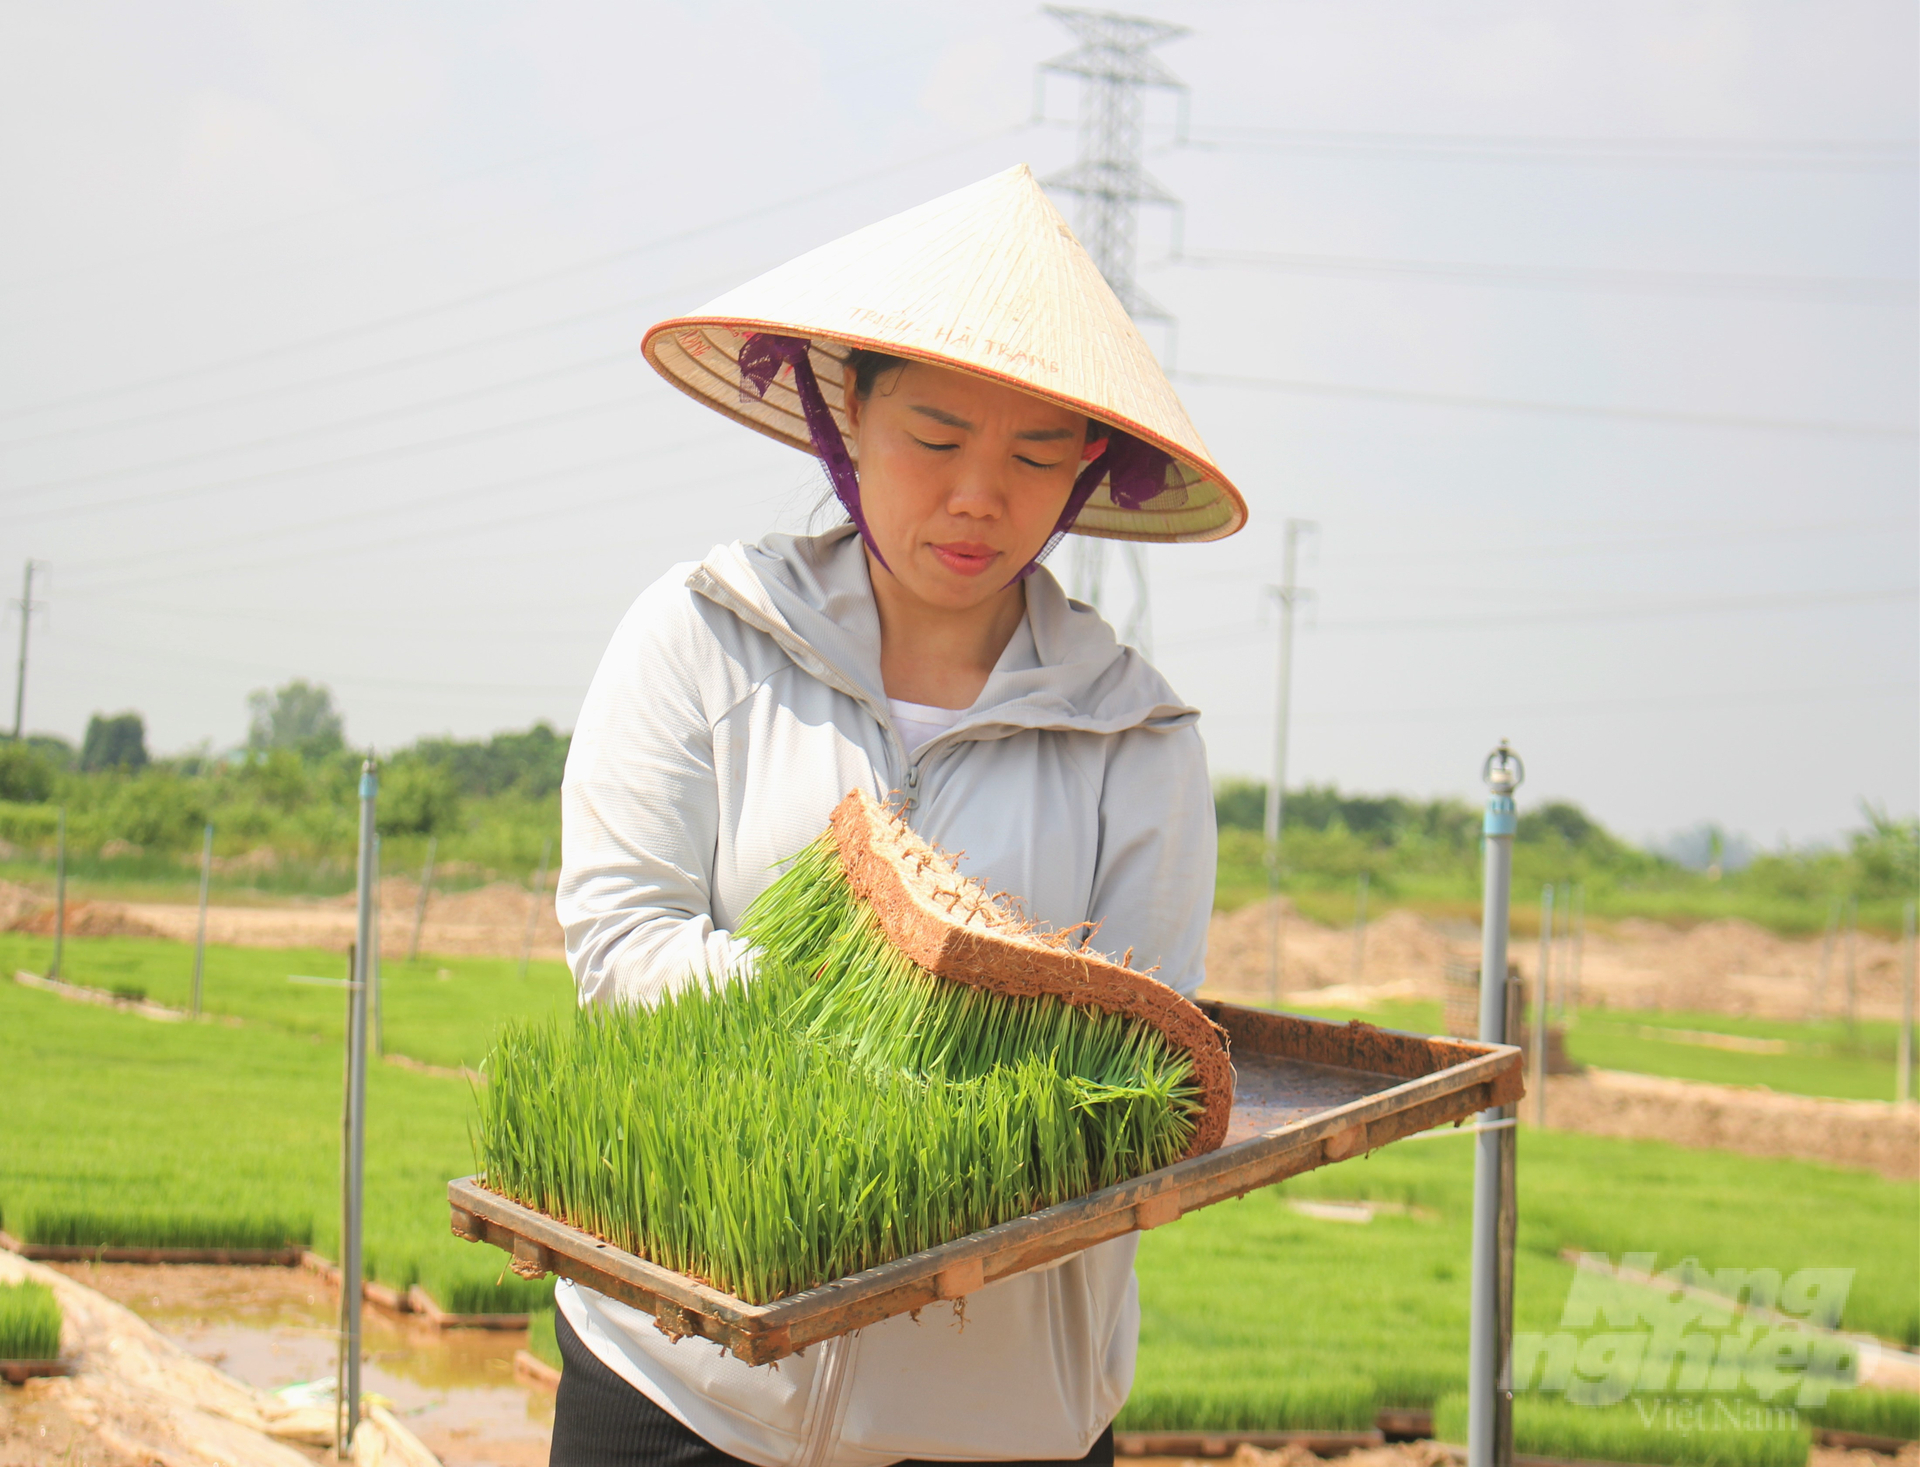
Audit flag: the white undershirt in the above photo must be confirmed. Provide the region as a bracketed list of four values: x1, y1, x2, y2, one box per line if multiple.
[888, 697, 966, 756]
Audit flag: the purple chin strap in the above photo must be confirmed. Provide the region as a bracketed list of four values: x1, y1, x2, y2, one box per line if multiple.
[736, 331, 1176, 587]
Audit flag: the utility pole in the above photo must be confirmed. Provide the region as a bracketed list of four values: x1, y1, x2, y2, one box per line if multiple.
[1039, 6, 1188, 656]
[11, 560, 47, 741]
[1263, 518, 1315, 999]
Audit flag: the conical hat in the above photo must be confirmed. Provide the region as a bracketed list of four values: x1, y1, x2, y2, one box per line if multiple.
[643, 164, 1246, 545]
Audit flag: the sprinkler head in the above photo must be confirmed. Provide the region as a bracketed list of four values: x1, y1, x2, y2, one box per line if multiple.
[1482, 740, 1524, 796]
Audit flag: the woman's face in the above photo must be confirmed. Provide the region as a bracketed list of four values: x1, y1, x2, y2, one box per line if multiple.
[844, 359, 1091, 609]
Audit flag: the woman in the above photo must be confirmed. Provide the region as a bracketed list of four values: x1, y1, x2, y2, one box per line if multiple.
[552, 164, 1247, 1467]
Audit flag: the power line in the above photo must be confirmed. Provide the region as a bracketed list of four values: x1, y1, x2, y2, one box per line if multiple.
[1175, 125, 1917, 171]
[0, 29, 978, 303]
[55, 443, 662, 584]
[1323, 518, 1916, 565]
[1320, 586, 1918, 631]
[1288, 679, 1920, 727]
[7, 392, 645, 528]
[1162, 518, 1917, 580]
[43, 629, 593, 697]
[0, 120, 1035, 425]
[1158, 585, 1918, 648]
[0, 348, 647, 501]
[0, 261, 759, 453]
[1161, 248, 1915, 302]
[61, 453, 777, 596]
[1174, 369, 1918, 439]
[1186, 123, 1917, 155]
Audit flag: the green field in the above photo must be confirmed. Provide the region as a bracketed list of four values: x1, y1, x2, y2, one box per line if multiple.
[0, 934, 571, 1311]
[1277, 996, 1908, 1104]
[0, 930, 573, 1073]
[1119, 1120, 1915, 1434]
[3, 933, 1912, 1456]
[1561, 1010, 1905, 1103]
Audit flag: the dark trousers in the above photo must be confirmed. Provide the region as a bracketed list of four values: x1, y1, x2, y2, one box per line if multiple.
[551, 1305, 1115, 1467]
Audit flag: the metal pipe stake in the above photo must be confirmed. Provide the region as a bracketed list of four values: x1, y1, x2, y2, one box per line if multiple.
[339, 754, 377, 1452]
[191, 823, 213, 1017]
[1470, 741, 1521, 1467]
[1534, 885, 1553, 1128]
[50, 808, 66, 981]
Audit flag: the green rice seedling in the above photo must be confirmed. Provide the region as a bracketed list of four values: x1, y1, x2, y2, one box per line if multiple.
[1116, 1376, 1379, 1432]
[1804, 1387, 1920, 1442]
[528, 1308, 563, 1372]
[435, 1274, 555, 1314]
[476, 833, 1201, 1304]
[0, 1282, 62, 1361]
[18, 1210, 311, 1251]
[1434, 1393, 1811, 1467]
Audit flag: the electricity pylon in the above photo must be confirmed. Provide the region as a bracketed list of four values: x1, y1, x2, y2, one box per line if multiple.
[1037, 6, 1189, 658]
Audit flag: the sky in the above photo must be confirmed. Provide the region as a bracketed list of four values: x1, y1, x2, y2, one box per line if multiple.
[1, 0, 1914, 851]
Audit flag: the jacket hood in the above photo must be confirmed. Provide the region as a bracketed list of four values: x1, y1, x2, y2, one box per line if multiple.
[685, 525, 1197, 741]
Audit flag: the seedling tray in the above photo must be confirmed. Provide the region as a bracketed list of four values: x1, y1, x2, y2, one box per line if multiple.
[448, 1002, 1522, 1365]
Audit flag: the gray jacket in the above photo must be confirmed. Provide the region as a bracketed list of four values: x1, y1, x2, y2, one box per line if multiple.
[555, 525, 1216, 1465]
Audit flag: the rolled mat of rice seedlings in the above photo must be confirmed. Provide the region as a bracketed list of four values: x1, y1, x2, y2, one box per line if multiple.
[0, 1282, 62, 1361]
[475, 790, 1232, 1305]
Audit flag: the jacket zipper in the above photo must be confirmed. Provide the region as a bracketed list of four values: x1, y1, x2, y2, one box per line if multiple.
[688, 569, 927, 821]
[796, 1334, 855, 1467]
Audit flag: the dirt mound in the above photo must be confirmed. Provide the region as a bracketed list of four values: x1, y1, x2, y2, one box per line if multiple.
[1200, 899, 1910, 1024]
[1204, 901, 1457, 1000]
[1575, 914, 1905, 1020]
[8, 902, 166, 940]
[425, 881, 551, 927]
[1542, 1068, 1919, 1181]
[0, 881, 43, 929]
[208, 846, 281, 876]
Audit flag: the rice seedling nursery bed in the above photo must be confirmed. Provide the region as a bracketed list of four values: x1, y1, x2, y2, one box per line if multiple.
[0, 956, 558, 1315]
[0, 1210, 309, 1264]
[1120, 1123, 1917, 1454]
[0, 1280, 67, 1383]
[6, 930, 1913, 1463]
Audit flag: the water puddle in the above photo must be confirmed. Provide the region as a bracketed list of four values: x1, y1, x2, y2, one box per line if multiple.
[49, 1262, 553, 1467]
